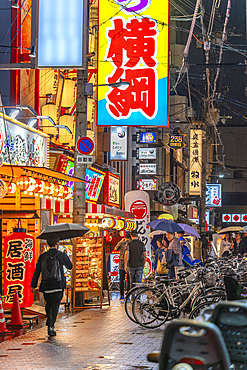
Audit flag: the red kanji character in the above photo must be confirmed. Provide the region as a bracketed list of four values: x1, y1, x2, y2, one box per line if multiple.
[125, 18, 157, 68]
[107, 68, 156, 119]
[107, 18, 126, 67]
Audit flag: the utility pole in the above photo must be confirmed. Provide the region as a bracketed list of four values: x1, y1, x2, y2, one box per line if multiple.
[73, 0, 90, 225]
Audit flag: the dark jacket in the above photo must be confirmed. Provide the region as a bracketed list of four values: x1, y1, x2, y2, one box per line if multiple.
[31, 248, 72, 292]
[232, 240, 247, 256]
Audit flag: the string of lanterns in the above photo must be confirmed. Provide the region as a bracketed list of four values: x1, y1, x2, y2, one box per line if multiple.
[101, 217, 136, 231]
[0, 176, 73, 200]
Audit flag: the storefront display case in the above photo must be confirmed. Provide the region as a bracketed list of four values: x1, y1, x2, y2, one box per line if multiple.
[73, 235, 110, 308]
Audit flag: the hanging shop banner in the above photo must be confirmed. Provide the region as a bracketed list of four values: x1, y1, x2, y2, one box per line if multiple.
[110, 126, 128, 161]
[168, 134, 186, 151]
[189, 129, 203, 196]
[222, 214, 247, 223]
[3, 231, 35, 308]
[205, 183, 222, 207]
[157, 182, 181, 206]
[139, 163, 157, 175]
[103, 172, 121, 208]
[137, 132, 157, 144]
[38, 0, 87, 68]
[139, 148, 157, 159]
[0, 113, 48, 166]
[97, 0, 169, 126]
[125, 191, 152, 277]
[139, 179, 157, 191]
[85, 168, 105, 203]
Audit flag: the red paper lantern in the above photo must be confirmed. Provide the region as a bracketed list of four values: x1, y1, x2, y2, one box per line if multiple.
[58, 185, 65, 198]
[42, 181, 51, 195]
[16, 176, 30, 191]
[6, 182, 17, 194]
[105, 235, 112, 243]
[3, 230, 35, 308]
[52, 184, 60, 197]
[62, 186, 69, 199]
[34, 179, 44, 193]
[48, 183, 55, 195]
[26, 177, 36, 193]
[65, 187, 73, 199]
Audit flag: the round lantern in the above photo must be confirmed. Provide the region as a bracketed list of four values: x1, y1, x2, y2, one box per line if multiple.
[42, 181, 51, 196]
[105, 235, 112, 243]
[57, 185, 65, 199]
[61, 186, 69, 199]
[6, 182, 16, 194]
[59, 114, 74, 147]
[102, 217, 116, 229]
[61, 78, 75, 108]
[26, 177, 36, 194]
[52, 184, 60, 198]
[16, 176, 30, 191]
[115, 220, 124, 230]
[0, 180, 7, 198]
[48, 183, 55, 196]
[34, 179, 44, 193]
[65, 187, 73, 199]
[39, 69, 56, 96]
[41, 103, 59, 137]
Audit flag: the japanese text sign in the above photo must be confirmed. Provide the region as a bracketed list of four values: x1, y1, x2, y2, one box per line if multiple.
[3, 231, 35, 308]
[139, 179, 157, 191]
[189, 129, 203, 196]
[206, 184, 222, 207]
[139, 148, 156, 159]
[85, 168, 105, 203]
[139, 163, 156, 174]
[97, 0, 169, 126]
[104, 172, 121, 208]
[110, 126, 128, 160]
[125, 191, 151, 277]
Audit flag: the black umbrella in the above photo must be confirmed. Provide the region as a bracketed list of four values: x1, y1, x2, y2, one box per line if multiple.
[37, 223, 89, 241]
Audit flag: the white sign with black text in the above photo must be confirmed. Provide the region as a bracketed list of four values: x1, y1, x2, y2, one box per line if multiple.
[110, 126, 128, 161]
[139, 179, 157, 191]
[139, 148, 157, 159]
[189, 129, 203, 196]
[139, 163, 157, 175]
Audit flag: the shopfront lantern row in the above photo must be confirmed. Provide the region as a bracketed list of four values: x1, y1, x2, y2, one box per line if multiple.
[34, 179, 44, 193]
[57, 185, 64, 198]
[52, 184, 60, 197]
[6, 182, 17, 194]
[26, 177, 36, 194]
[42, 181, 51, 196]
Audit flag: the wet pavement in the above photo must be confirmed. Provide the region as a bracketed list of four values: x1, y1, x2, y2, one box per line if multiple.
[0, 294, 163, 369]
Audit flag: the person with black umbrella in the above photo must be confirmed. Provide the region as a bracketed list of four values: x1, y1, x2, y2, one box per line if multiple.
[31, 235, 72, 336]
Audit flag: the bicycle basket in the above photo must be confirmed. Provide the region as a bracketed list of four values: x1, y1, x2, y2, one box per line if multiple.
[203, 270, 217, 287]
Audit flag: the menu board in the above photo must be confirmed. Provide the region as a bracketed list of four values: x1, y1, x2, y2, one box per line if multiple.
[74, 236, 103, 292]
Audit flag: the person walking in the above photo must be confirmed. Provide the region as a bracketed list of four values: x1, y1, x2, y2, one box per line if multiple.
[114, 231, 131, 300]
[124, 230, 146, 290]
[31, 235, 72, 337]
[220, 233, 232, 257]
[166, 232, 183, 279]
[153, 239, 171, 277]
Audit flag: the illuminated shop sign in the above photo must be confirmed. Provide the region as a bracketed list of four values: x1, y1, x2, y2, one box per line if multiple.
[139, 163, 156, 175]
[139, 148, 156, 159]
[206, 184, 222, 207]
[104, 172, 121, 208]
[38, 0, 87, 68]
[110, 126, 128, 161]
[139, 179, 157, 191]
[0, 114, 48, 166]
[3, 231, 35, 308]
[97, 0, 169, 126]
[138, 132, 157, 143]
[189, 129, 203, 196]
[85, 168, 105, 203]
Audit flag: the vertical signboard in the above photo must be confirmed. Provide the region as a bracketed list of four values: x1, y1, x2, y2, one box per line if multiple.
[38, 0, 86, 68]
[85, 168, 105, 203]
[97, 0, 169, 126]
[3, 231, 35, 308]
[206, 184, 222, 207]
[104, 172, 121, 208]
[189, 129, 203, 196]
[110, 126, 128, 160]
[125, 191, 151, 277]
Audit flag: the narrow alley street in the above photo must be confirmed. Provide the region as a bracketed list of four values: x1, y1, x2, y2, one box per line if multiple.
[0, 297, 163, 370]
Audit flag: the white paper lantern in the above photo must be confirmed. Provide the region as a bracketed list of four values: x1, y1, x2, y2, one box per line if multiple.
[41, 103, 58, 137]
[61, 78, 75, 108]
[59, 114, 74, 147]
[39, 69, 57, 96]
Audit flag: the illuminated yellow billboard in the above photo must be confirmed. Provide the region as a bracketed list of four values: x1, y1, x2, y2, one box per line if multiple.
[97, 0, 169, 126]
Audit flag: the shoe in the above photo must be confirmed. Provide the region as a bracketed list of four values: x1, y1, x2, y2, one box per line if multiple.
[48, 327, 56, 336]
[119, 296, 124, 300]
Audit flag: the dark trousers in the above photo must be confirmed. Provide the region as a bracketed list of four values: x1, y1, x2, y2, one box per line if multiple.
[119, 269, 130, 297]
[44, 290, 63, 327]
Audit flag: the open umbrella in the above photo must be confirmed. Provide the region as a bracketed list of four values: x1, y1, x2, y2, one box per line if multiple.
[148, 230, 166, 237]
[178, 223, 200, 238]
[37, 223, 89, 240]
[147, 219, 183, 233]
[218, 226, 244, 234]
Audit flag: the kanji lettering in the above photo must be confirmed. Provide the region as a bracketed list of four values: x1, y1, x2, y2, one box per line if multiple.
[24, 250, 33, 263]
[24, 238, 33, 250]
[191, 180, 200, 188]
[5, 285, 24, 304]
[6, 240, 24, 259]
[191, 171, 200, 179]
[6, 262, 25, 281]
[115, 0, 151, 13]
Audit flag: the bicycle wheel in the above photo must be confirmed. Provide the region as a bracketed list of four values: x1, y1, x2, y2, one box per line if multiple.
[189, 299, 219, 319]
[191, 288, 226, 310]
[124, 285, 149, 323]
[132, 287, 170, 328]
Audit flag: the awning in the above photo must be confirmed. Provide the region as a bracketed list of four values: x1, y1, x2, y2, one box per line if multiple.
[86, 203, 135, 220]
[0, 164, 86, 183]
[0, 210, 39, 219]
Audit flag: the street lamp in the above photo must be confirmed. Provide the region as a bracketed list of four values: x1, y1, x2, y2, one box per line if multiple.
[86, 79, 130, 96]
